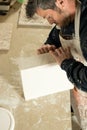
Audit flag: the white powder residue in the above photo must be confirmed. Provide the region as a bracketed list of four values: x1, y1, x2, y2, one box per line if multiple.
[0, 76, 22, 109]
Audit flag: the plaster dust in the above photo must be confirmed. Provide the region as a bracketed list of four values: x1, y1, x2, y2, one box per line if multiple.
[0, 2, 73, 130]
[0, 76, 22, 108]
[0, 23, 13, 50]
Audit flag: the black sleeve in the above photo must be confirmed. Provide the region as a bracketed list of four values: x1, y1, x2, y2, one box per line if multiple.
[61, 58, 87, 92]
[44, 25, 61, 48]
[80, 0, 87, 5]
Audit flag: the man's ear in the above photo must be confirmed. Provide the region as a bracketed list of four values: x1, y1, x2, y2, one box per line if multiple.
[55, 0, 64, 9]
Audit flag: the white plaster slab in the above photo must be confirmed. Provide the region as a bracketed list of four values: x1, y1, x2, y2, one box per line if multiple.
[0, 23, 13, 50]
[20, 53, 74, 100]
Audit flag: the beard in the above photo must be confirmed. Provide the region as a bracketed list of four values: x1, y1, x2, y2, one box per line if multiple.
[56, 8, 72, 27]
[60, 14, 72, 27]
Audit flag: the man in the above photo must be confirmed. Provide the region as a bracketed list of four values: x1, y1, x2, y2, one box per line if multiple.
[26, 0, 87, 129]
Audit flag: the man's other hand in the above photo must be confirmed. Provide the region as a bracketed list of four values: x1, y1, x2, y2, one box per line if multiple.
[49, 47, 73, 65]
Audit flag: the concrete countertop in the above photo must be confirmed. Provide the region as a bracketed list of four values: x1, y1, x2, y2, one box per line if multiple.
[0, 2, 72, 130]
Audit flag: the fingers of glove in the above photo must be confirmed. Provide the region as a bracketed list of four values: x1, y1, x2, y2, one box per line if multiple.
[49, 49, 58, 59]
[37, 44, 56, 54]
[55, 47, 65, 56]
[37, 48, 47, 54]
[47, 44, 56, 51]
[37, 45, 49, 54]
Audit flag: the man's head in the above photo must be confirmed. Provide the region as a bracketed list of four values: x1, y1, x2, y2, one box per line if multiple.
[26, 0, 56, 17]
[26, 0, 76, 27]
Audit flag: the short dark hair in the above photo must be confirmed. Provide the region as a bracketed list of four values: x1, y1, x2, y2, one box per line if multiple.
[26, 0, 56, 18]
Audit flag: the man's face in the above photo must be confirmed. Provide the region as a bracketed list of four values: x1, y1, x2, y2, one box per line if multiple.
[36, 8, 71, 27]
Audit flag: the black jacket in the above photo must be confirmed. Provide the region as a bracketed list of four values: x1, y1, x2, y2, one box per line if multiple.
[44, 1, 87, 92]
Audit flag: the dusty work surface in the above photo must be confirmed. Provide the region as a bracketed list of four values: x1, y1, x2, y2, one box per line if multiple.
[0, 23, 13, 50]
[0, 2, 77, 130]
